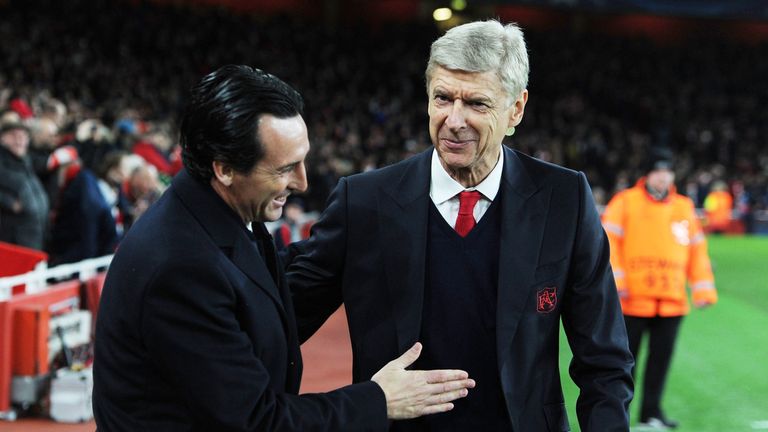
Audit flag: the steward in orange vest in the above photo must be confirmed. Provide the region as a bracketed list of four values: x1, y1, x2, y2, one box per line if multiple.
[603, 177, 718, 316]
[602, 147, 717, 429]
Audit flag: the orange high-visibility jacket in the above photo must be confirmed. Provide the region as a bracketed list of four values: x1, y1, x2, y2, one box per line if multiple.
[602, 178, 718, 317]
[704, 190, 733, 231]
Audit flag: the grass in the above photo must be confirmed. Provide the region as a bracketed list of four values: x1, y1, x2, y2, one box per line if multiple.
[559, 235, 768, 431]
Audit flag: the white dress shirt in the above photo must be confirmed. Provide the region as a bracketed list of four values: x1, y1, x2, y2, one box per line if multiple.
[429, 148, 504, 228]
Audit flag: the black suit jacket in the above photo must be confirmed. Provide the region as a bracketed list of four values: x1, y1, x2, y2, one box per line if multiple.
[288, 147, 634, 431]
[93, 169, 387, 431]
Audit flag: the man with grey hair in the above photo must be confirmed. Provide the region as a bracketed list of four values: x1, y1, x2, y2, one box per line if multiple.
[289, 20, 633, 430]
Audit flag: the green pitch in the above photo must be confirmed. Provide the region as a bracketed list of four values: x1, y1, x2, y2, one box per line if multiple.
[559, 235, 768, 431]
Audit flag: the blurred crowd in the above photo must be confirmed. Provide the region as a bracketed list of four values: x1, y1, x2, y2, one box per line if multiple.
[1, 0, 767, 261]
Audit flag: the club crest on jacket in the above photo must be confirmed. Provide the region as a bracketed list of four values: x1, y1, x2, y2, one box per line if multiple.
[537, 287, 557, 313]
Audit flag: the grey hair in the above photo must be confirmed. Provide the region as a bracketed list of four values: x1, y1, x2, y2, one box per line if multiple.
[426, 20, 529, 104]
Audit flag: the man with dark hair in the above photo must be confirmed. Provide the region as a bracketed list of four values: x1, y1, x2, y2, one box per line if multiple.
[288, 21, 633, 431]
[93, 65, 474, 431]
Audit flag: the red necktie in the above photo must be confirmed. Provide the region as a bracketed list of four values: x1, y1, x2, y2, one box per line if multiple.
[455, 191, 482, 237]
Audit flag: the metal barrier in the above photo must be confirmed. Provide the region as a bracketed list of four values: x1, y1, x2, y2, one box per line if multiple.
[0, 255, 113, 302]
[0, 254, 113, 421]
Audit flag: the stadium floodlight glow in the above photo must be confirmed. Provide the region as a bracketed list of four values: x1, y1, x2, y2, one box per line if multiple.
[451, 0, 467, 11]
[433, 7, 453, 22]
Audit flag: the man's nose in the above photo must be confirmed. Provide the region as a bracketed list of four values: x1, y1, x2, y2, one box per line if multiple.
[445, 100, 467, 131]
[290, 161, 308, 193]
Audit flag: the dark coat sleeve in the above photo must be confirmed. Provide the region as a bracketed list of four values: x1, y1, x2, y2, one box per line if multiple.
[562, 172, 634, 431]
[286, 178, 349, 343]
[140, 257, 387, 432]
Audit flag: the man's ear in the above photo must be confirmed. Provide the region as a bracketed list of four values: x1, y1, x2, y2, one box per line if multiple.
[212, 160, 234, 187]
[508, 89, 529, 127]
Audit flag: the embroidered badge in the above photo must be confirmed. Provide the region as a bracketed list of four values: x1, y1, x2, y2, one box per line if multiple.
[537, 287, 557, 313]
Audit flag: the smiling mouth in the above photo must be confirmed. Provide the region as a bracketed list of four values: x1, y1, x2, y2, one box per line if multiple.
[273, 195, 288, 206]
[440, 138, 476, 149]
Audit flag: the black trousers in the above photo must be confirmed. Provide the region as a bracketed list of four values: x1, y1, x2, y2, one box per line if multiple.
[624, 315, 683, 419]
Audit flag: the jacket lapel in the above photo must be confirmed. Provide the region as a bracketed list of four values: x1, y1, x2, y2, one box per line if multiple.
[172, 170, 301, 392]
[379, 150, 431, 353]
[496, 147, 550, 371]
[229, 233, 287, 316]
[172, 170, 287, 318]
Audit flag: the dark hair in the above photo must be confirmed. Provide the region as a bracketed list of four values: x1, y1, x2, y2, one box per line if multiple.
[643, 147, 675, 173]
[180, 65, 304, 182]
[95, 150, 128, 180]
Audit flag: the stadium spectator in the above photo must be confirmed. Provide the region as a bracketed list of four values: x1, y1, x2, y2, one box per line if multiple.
[48, 150, 131, 265]
[131, 125, 182, 177]
[7, 91, 33, 119]
[602, 147, 718, 429]
[0, 108, 21, 126]
[732, 179, 755, 233]
[35, 94, 68, 130]
[0, 120, 49, 249]
[26, 117, 64, 208]
[272, 196, 313, 250]
[124, 159, 163, 221]
[72, 119, 117, 171]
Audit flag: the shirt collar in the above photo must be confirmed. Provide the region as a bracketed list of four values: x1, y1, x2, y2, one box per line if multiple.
[430, 147, 504, 204]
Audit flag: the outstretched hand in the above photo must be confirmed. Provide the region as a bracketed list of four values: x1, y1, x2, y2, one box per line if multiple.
[371, 342, 475, 419]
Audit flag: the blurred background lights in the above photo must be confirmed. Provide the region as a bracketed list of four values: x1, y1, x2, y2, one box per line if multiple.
[433, 7, 452, 21]
[451, 0, 467, 11]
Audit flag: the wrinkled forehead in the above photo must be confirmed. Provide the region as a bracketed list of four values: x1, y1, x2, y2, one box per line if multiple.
[428, 67, 504, 95]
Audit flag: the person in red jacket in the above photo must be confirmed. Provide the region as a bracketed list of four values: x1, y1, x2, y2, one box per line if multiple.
[272, 196, 313, 250]
[603, 147, 718, 430]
